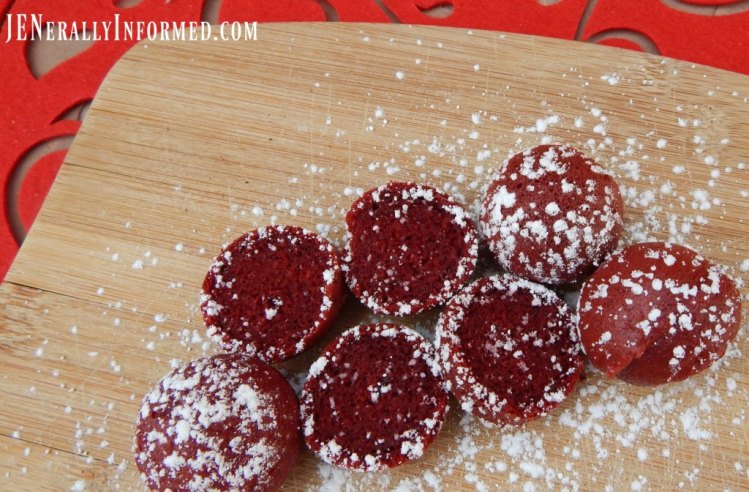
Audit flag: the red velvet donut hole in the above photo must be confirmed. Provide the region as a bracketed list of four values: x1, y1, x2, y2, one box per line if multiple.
[577, 242, 742, 386]
[301, 323, 450, 471]
[343, 182, 478, 316]
[436, 274, 584, 426]
[200, 225, 344, 363]
[134, 354, 301, 492]
[480, 145, 624, 286]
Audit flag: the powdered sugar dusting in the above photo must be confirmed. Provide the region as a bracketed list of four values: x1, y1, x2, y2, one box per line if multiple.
[17, 27, 749, 492]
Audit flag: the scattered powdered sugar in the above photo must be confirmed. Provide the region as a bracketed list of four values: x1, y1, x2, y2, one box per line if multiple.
[21, 38, 748, 492]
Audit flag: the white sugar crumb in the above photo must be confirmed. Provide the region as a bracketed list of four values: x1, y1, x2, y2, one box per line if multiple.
[70, 480, 86, 491]
[726, 377, 737, 392]
[656, 138, 667, 149]
[400, 440, 425, 459]
[631, 476, 648, 491]
[234, 384, 263, 415]
[513, 114, 560, 134]
[601, 72, 621, 85]
[395, 70, 406, 80]
[308, 356, 328, 378]
[131, 259, 144, 269]
[544, 202, 560, 216]
[476, 150, 491, 162]
[680, 407, 713, 440]
[174, 242, 184, 252]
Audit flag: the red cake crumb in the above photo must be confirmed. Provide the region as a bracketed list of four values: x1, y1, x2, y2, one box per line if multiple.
[480, 144, 624, 285]
[577, 242, 742, 386]
[435, 274, 584, 426]
[343, 182, 478, 316]
[134, 354, 300, 492]
[301, 323, 450, 471]
[200, 225, 344, 363]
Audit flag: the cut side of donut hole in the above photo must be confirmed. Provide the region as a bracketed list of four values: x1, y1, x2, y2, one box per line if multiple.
[300, 323, 450, 472]
[480, 144, 624, 286]
[343, 182, 478, 316]
[200, 225, 345, 363]
[435, 274, 584, 426]
[134, 353, 301, 492]
[577, 241, 742, 386]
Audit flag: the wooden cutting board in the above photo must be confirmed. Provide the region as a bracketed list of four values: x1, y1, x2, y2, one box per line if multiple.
[1, 23, 748, 491]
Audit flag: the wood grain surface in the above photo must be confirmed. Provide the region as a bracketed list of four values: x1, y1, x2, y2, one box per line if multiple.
[1, 23, 748, 491]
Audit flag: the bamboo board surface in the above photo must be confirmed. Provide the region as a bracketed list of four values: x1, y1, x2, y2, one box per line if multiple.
[2, 23, 749, 491]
